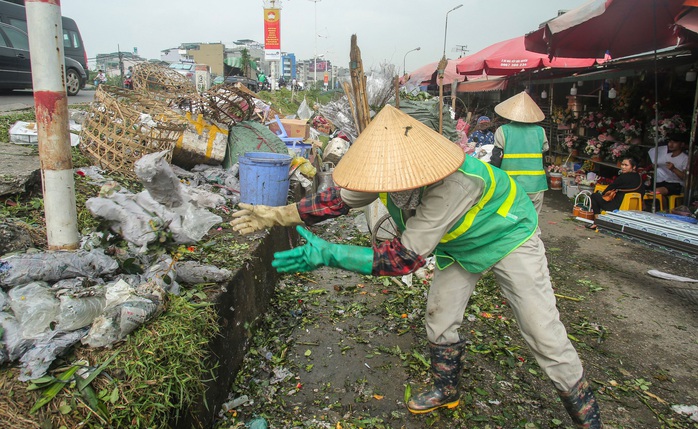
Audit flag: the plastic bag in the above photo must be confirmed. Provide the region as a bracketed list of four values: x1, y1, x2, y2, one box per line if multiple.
[0, 249, 119, 287]
[175, 261, 233, 284]
[296, 97, 313, 121]
[82, 280, 165, 348]
[134, 150, 184, 208]
[8, 282, 59, 339]
[57, 294, 106, 331]
[0, 289, 8, 311]
[18, 328, 88, 381]
[0, 311, 33, 362]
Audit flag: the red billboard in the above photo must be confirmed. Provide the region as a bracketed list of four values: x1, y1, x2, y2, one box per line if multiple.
[264, 8, 281, 60]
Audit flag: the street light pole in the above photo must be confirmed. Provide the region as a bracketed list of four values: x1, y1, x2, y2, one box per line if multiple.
[309, 0, 321, 88]
[442, 4, 463, 59]
[402, 47, 421, 76]
[439, 4, 463, 134]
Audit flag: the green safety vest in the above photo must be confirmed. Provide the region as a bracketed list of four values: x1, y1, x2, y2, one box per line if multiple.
[379, 157, 538, 273]
[499, 123, 548, 193]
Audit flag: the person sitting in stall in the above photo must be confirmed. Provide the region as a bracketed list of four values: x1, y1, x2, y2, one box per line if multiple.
[586, 157, 644, 230]
[647, 133, 688, 209]
[468, 116, 494, 148]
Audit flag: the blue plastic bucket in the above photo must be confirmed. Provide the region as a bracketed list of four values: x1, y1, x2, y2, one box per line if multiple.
[239, 152, 292, 206]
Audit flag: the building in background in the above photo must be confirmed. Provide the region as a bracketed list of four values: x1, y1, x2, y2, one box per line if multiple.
[280, 53, 296, 81]
[95, 51, 147, 77]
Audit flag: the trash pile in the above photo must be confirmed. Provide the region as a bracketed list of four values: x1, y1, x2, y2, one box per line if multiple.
[0, 151, 236, 382]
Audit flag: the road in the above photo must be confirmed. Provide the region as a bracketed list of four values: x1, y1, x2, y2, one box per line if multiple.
[0, 89, 95, 112]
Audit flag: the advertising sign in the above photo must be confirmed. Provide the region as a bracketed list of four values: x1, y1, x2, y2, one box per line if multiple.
[264, 8, 281, 61]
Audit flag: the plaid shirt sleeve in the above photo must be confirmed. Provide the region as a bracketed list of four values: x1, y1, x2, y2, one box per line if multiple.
[297, 186, 352, 225]
[373, 237, 426, 276]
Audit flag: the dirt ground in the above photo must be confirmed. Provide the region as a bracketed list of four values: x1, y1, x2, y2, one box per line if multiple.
[219, 190, 698, 429]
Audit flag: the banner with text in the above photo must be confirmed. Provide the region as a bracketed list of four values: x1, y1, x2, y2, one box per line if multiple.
[264, 8, 281, 60]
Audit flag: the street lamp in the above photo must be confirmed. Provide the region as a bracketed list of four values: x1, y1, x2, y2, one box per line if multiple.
[308, 0, 321, 87]
[442, 4, 463, 59]
[403, 47, 421, 76]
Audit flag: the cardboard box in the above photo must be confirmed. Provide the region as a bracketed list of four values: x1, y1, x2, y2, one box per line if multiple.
[269, 118, 310, 139]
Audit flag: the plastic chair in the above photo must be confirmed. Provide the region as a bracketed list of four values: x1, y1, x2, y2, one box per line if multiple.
[668, 194, 684, 211]
[618, 192, 642, 211]
[593, 184, 608, 194]
[643, 193, 664, 211]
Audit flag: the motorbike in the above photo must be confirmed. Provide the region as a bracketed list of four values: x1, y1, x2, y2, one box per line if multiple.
[123, 73, 133, 90]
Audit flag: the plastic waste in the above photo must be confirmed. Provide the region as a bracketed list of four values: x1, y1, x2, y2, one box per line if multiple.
[296, 97, 313, 121]
[8, 282, 60, 339]
[57, 293, 106, 331]
[144, 255, 179, 294]
[0, 311, 33, 362]
[290, 156, 316, 179]
[82, 280, 166, 348]
[0, 289, 7, 311]
[246, 417, 268, 429]
[0, 249, 119, 287]
[134, 150, 185, 208]
[18, 328, 88, 381]
[174, 261, 233, 284]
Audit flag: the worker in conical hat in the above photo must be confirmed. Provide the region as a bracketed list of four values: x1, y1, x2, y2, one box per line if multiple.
[230, 104, 602, 427]
[491, 91, 549, 214]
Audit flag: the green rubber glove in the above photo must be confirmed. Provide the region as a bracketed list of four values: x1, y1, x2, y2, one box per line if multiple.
[272, 226, 374, 275]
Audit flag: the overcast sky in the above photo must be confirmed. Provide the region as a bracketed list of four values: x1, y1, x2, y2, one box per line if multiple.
[60, 0, 587, 72]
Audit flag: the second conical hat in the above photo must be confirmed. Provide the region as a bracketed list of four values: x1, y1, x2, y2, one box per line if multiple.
[494, 91, 545, 123]
[332, 105, 465, 192]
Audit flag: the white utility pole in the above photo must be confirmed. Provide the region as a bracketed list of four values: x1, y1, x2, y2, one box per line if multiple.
[26, 0, 79, 250]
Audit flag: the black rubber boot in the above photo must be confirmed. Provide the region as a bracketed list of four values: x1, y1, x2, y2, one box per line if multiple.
[558, 376, 603, 428]
[407, 340, 466, 414]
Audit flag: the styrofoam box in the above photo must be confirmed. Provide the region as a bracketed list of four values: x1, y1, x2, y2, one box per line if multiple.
[9, 121, 38, 145]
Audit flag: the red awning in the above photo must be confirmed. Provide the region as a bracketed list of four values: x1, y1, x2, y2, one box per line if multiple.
[676, 7, 698, 35]
[456, 36, 596, 76]
[456, 78, 508, 93]
[524, 0, 686, 59]
[408, 59, 465, 86]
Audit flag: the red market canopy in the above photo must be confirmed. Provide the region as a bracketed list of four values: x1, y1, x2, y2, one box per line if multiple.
[408, 59, 466, 86]
[455, 36, 596, 76]
[457, 76, 508, 93]
[524, 0, 687, 59]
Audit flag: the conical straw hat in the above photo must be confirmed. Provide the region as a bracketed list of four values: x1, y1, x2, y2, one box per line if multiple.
[494, 91, 545, 123]
[332, 105, 465, 192]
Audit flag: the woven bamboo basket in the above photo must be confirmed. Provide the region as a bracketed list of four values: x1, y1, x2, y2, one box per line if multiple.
[79, 85, 188, 179]
[131, 63, 196, 106]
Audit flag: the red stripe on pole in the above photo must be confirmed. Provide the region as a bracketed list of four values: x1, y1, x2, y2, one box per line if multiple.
[25, 0, 61, 5]
[34, 90, 65, 122]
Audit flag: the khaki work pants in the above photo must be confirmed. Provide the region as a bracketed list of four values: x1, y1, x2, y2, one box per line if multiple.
[425, 232, 584, 391]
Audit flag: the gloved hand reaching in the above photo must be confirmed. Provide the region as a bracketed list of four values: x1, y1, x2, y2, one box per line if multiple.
[272, 226, 374, 275]
[230, 203, 303, 235]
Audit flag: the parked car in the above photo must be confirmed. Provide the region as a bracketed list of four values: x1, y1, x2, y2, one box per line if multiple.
[0, 22, 86, 95]
[168, 62, 196, 82]
[223, 75, 259, 92]
[0, 0, 88, 72]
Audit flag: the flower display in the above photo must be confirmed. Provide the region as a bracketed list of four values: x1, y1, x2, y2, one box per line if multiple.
[650, 114, 687, 139]
[552, 106, 575, 126]
[564, 134, 580, 151]
[615, 118, 642, 140]
[584, 137, 603, 156]
[547, 164, 563, 174]
[608, 141, 630, 161]
[579, 112, 617, 134]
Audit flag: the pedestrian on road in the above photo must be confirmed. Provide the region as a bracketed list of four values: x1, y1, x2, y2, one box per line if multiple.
[490, 91, 549, 214]
[230, 105, 602, 428]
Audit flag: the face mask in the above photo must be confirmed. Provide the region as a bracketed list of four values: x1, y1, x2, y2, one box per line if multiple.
[389, 189, 421, 210]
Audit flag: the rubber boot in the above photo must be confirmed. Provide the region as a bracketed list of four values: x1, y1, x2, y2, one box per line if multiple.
[558, 376, 603, 428]
[407, 340, 465, 414]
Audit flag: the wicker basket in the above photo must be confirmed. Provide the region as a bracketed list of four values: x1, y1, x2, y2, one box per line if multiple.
[80, 86, 188, 179]
[573, 190, 595, 220]
[131, 63, 196, 106]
